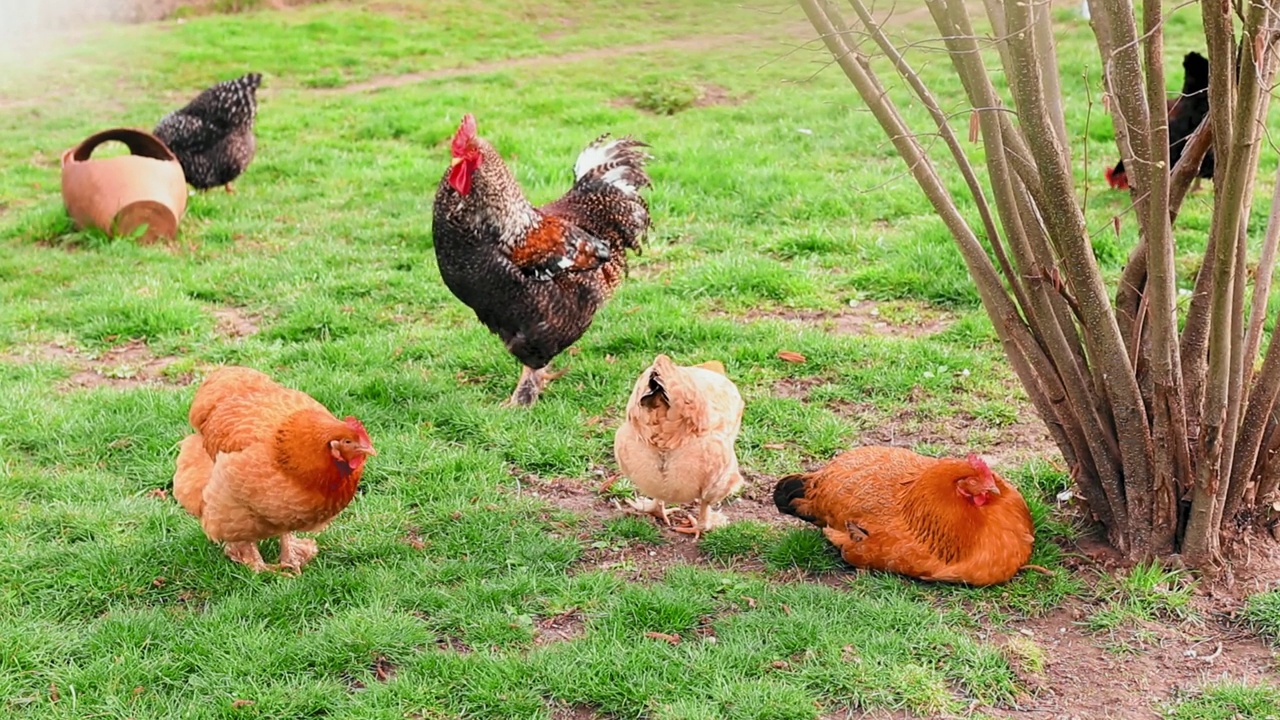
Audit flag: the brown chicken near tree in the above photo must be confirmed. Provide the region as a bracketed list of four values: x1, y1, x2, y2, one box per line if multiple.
[774, 447, 1034, 586]
[431, 114, 652, 406]
[172, 367, 376, 573]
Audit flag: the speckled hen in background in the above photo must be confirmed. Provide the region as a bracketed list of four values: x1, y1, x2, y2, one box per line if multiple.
[154, 72, 262, 193]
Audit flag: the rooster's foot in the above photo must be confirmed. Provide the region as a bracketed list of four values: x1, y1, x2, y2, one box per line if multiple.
[626, 497, 669, 525]
[504, 365, 567, 407]
[279, 533, 319, 571]
[224, 541, 272, 572]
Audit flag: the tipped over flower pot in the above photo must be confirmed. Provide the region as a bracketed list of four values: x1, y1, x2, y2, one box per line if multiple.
[60, 128, 188, 243]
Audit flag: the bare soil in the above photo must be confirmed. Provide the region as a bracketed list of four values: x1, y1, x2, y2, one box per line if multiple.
[736, 299, 956, 339]
[212, 306, 261, 338]
[2, 339, 193, 389]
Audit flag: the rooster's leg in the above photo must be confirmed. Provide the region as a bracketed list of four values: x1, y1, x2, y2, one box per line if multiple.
[279, 533, 320, 571]
[626, 497, 670, 526]
[504, 365, 567, 407]
[224, 541, 271, 572]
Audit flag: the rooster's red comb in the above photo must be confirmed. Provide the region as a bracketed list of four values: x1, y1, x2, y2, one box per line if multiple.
[451, 114, 477, 157]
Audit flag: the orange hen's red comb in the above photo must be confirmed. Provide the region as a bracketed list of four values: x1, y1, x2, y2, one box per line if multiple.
[343, 416, 371, 445]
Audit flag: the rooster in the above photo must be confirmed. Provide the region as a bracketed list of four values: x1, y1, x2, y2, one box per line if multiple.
[1106, 52, 1211, 191]
[615, 355, 744, 537]
[774, 448, 1034, 586]
[154, 72, 262, 193]
[431, 114, 651, 406]
[172, 367, 376, 573]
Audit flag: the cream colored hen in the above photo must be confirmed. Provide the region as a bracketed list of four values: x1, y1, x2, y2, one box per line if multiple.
[613, 354, 744, 537]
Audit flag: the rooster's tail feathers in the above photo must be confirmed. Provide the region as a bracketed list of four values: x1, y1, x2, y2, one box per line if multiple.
[573, 135, 652, 197]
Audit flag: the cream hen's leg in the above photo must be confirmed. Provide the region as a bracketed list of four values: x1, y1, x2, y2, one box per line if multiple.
[279, 533, 320, 571]
[224, 541, 271, 572]
[673, 501, 730, 539]
[504, 365, 567, 407]
[626, 497, 670, 526]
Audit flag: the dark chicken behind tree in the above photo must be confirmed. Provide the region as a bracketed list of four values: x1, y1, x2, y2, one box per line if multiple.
[431, 114, 652, 406]
[1105, 52, 1211, 191]
[154, 72, 262, 193]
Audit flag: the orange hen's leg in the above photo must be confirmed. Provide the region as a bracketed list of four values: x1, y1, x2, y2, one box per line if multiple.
[224, 182, 236, 195]
[224, 541, 270, 572]
[504, 365, 568, 407]
[279, 533, 319, 571]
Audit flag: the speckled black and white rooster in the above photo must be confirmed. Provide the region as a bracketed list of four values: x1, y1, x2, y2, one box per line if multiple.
[431, 113, 652, 407]
[154, 72, 262, 193]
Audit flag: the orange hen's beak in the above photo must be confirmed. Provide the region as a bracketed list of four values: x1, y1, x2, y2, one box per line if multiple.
[359, 444, 378, 457]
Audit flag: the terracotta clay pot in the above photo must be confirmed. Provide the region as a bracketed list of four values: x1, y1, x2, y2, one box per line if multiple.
[60, 128, 188, 244]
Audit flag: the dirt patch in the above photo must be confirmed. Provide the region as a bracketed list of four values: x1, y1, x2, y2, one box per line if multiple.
[3, 339, 193, 389]
[329, 34, 772, 95]
[518, 471, 768, 581]
[612, 82, 746, 114]
[986, 600, 1278, 719]
[830, 400, 1058, 469]
[735, 299, 954, 339]
[212, 306, 261, 338]
[548, 702, 611, 720]
[534, 609, 586, 645]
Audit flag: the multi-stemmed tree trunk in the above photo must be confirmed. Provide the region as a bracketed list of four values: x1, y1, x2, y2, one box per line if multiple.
[799, 0, 1280, 568]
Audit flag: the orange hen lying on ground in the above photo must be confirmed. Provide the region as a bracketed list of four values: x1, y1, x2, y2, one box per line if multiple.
[172, 366, 376, 573]
[774, 447, 1034, 586]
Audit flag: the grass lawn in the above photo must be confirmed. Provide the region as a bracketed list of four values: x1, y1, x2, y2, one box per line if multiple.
[1, 1, 1277, 718]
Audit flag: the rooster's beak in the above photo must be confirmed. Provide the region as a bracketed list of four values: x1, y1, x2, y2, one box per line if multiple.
[450, 157, 463, 167]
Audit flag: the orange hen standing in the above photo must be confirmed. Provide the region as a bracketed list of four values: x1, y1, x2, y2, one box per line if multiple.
[172, 367, 376, 573]
[774, 447, 1033, 586]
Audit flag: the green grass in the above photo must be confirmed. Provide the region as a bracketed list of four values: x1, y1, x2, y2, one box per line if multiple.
[0, 0, 1274, 718]
[1166, 682, 1280, 720]
[1245, 588, 1280, 645]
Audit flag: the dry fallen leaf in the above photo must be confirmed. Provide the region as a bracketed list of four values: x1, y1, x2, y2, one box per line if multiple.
[762, 443, 786, 451]
[743, 596, 757, 609]
[771, 660, 790, 670]
[644, 631, 681, 645]
[49, 684, 59, 703]
[232, 699, 255, 709]
[777, 351, 807, 364]
[146, 488, 169, 500]
[781, 603, 793, 616]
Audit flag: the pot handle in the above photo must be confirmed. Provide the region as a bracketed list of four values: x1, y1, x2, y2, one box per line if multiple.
[69, 128, 179, 164]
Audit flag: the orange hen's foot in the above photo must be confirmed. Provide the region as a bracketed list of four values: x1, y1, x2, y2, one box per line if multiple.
[224, 182, 236, 195]
[504, 365, 568, 407]
[279, 533, 320, 571]
[224, 541, 271, 572]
